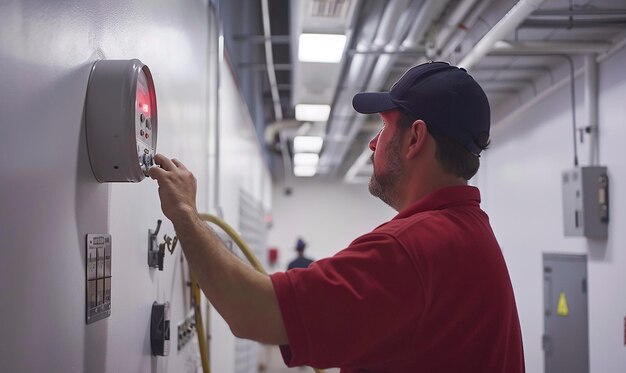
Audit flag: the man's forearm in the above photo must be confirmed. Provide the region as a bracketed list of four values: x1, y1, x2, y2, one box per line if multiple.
[171, 209, 288, 345]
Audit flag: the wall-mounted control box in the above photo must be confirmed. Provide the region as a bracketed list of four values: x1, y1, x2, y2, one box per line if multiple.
[85, 59, 158, 182]
[151, 302, 170, 356]
[562, 166, 609, 238]
[86, 234, 112, 324]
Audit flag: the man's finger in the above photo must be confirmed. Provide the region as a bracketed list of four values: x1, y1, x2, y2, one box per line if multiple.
[171, 158, 188, 171]
[154, 154, 177, 171]
[148, 165, 168, 180]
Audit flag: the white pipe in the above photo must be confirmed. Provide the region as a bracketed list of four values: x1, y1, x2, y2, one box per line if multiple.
[402, 0, 451, 50]
[373, 0, 411, 48]
[263, 120, 300, 146]
[434, 0, 479, 52]
[491, 40, 612, 54]
[459, 0, 547, 70]
[585, 54, 599, 165]
[260, 0, 283, 120]
[440, 0, 495, 61]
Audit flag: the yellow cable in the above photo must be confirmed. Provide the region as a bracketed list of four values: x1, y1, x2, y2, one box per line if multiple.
[192, 273, 211, 373]
[198, 213, 325, 373]
[198, 213, 267, 274]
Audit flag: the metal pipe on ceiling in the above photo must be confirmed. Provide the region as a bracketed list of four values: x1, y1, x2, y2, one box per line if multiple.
[433, 0, 480, 54]
[347, 48, 426, 55]
[260, 0, 283, 121]
[368, 0, 443, 92]
[233, 35, 291, 43]
[520, 19, 626, 28]
[459, 0, 547, 70]
[439, 0, 496, 61]
[532, 8, 626, 16]
[401, 0, 451, 50]
[490, 40, 612, 54]
[474, 65, 550, 72]
[373, 0, 412, 48]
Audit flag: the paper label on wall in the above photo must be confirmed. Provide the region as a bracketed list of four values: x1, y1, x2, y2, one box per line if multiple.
[557, 291, 569, 317]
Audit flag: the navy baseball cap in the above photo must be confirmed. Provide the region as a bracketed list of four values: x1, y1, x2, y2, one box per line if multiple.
[352, 61, 490, 155]
[296, 238, 306, 251]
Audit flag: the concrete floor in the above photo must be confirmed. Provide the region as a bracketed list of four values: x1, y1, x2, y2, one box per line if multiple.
[258, 345, 340, 373]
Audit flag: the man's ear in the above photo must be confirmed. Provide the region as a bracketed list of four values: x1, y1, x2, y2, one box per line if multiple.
[406, 119, 427, 159]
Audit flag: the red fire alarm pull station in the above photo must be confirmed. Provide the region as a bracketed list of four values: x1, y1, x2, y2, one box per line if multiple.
[268, 247, 279, 266]
[85, 59, 158, 182]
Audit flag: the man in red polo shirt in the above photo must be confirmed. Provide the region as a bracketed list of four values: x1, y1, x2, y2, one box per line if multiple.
[150, 61, 525, 372]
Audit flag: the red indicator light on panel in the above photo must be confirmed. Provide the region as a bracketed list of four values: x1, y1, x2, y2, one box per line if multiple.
[142, 103, 149, 113]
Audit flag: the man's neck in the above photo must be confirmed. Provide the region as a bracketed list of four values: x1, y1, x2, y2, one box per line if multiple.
[396, 172, 467, 211]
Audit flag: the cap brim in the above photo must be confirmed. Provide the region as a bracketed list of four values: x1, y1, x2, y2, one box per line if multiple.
[352, 92, 398, 114]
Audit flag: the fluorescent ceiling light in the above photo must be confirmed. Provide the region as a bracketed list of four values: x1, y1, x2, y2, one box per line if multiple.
[294, 153, 319, 167]
[294, 165, 317, 177]
[298, 33, 347, 63]
[295, 104, 330, 122]
[294, 136, 324, 153]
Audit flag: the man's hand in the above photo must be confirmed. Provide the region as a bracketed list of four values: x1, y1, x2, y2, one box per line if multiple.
[149, 154, 198, 223]
[149, 154, 288, 346]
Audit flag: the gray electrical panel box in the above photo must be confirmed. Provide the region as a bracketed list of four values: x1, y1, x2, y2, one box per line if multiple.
[562, 166, 609, 238]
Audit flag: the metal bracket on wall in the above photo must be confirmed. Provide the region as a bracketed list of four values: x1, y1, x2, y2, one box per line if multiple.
[148, 220, 162, 269]
[148, 220, 178, 270]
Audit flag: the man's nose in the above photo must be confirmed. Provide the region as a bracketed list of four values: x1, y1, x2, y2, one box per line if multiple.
[369, 131, 380, 151]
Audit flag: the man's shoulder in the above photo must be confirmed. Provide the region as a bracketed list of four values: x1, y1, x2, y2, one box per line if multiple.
[341, 211, 441, 256]
[374, 209, 445, 237]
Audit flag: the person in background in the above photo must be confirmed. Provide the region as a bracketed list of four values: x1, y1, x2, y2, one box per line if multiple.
[149, 61, 524, 372]
[287, 238, 314, 270]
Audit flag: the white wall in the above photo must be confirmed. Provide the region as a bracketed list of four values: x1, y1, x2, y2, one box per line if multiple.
[268, 178, 396, 271]
[209, 60, 273, 373]
[476, 45, 626, 372]
[0, 1, 270, 372]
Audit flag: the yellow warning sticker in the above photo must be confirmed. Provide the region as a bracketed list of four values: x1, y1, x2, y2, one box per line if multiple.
[557, 291, 569, 317]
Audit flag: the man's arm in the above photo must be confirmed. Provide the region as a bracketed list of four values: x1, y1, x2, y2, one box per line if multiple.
[149, 154, 288, 345]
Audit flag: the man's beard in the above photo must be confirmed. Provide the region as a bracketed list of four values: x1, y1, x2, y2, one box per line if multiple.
[368, 134, 404, 209]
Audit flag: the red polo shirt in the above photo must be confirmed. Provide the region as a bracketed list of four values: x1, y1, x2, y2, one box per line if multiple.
[270, 186, 524, 372]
